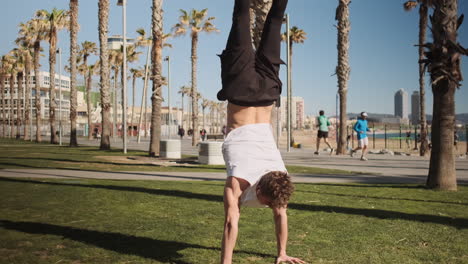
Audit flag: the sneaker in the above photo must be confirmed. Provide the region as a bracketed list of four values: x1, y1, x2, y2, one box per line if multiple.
[350, 150, 355, 157]
[314, 151, 319, 155]
[361, 157, 368, 161]
[330, 148, 334, 155]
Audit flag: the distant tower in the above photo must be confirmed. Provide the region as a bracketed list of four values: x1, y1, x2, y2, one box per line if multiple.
[394, 88, 409, 119]
[411, 91, 420, 125]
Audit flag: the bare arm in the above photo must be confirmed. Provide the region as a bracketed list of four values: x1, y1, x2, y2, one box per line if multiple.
[272, 206, 305, 264]
[221, 176, 248, 264]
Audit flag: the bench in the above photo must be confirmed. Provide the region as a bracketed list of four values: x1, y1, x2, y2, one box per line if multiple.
[206, 134, 225, 141]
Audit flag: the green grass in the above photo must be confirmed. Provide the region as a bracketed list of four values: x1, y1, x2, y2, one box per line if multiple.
[0, 178, 467, 263]
[0, 138, 361, 175]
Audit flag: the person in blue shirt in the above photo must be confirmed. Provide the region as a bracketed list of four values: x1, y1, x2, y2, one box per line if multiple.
[351, 112, 371, 161]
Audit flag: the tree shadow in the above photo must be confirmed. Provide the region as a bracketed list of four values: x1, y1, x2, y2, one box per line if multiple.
[296, 190, 468, 206]
[2, 177, 467, 229]
[0, 219, 274, 263]
[287, 203, 468, 229]
[0, 168, 226, 182]
[0, 177, 224, 202]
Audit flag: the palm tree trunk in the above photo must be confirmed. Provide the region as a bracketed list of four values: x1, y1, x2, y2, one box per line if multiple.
[86, 70, 93, 140]
[69, 0, 79, 146]
[16, 72, 24, 139]
[49, 29, 58, 144]
[418, 4, 429, 156]
[181, 93, 184, 129]
[336, 0, 351, 155]
[191, 33, 199, 146]
[24, 58, 31, 141]
[98, 0, 111, 150]
[9, 74, 15, 138]
[113, 69, 119, 139]
[0, 74, 5, 137]
[130, 76, 136, 138]
[34, 42, 42, 142]
[149, 0, 163, 157]
[426, 0, 460, 190]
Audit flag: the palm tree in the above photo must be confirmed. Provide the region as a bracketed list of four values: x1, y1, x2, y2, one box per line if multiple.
[178, 85, 190, 130]
[423, 0, 466, 190]
[130, 67, 144, 138]
[403, 0, 435, 156]
[11, 48, 27, 139]
[16, 24, 35, 141]
[5, 54, 17, 138]
[149, 0, 164, 157]
[121, 45, 141, 138]
[201, 98, 210, 130]
[98, 0, 111, 150]
[86, 63, 99, 140]
[78, 41, 97, 140]
[172, 8, 219, 146]
[0, 56, 8, 137]
[23, 19, 47, 142]
[36, 8, 69, 144]
[282, 26, 306, 139]
[335, 0, 351, 155]
[69, 0, 79, 146]
[109, 49, 122, 139]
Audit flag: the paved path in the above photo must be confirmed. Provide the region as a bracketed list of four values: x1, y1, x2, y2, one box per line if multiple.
[2, 137, 466, 184]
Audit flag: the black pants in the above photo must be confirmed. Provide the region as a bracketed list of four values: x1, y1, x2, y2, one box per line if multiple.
[217, 0, 288, 106]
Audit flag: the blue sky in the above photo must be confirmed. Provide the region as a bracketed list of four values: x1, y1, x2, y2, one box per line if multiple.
[1, 0, 467, 116]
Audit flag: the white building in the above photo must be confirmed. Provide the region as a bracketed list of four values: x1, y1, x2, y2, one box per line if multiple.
[280, 96, 305, 129]
[2, 71, 70, 121]
[108, 35, 135, 50]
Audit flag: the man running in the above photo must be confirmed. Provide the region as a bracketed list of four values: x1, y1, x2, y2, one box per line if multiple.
[217, 0, 305, 263]
[315, 110, 334, 155]
[350, 112, 371, 161]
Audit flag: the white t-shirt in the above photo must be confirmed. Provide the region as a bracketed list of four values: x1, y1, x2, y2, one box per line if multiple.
[222, 123, 287, 207]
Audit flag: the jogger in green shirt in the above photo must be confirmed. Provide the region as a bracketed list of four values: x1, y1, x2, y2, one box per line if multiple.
[315, 110, 334, 155]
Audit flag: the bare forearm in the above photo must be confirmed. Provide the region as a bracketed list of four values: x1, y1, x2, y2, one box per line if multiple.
[274, 209, 288, 256]
[221, 219, 238, 264]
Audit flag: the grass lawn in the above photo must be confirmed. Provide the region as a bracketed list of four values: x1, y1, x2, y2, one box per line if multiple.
[0, 138, 360, 175]
[0, 177, 467, 263]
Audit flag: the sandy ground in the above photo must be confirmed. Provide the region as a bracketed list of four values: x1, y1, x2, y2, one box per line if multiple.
[277, 129, 468, 156]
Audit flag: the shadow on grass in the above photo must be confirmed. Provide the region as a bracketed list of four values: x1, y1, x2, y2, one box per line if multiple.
[0, 220, 274, 263]
[297, 190, 468, 206]
[1, 177, 467, 229]
[0, 168, 225, 182]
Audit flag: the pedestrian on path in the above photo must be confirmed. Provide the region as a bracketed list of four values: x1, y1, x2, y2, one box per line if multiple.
[315, 110, 334, 155]
[351, 112, 371, 161]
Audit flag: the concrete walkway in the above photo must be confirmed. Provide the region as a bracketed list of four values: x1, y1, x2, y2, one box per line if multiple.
[1, 137, 466, 184]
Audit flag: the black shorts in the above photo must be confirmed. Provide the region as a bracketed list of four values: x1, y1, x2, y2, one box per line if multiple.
[317, 130, 329, 139]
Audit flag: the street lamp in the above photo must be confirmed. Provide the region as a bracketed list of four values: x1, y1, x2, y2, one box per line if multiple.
[117, 0, 128, 153]
[286, 14, 291, 152]
[164, 56, 171, 139]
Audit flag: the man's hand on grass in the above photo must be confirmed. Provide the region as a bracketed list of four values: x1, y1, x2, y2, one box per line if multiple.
[275, 255, 306, 264]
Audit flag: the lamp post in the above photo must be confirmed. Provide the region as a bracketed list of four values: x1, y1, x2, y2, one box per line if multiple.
[57, 48, 63, 146]
[117, 0, 128, 153]
[286, 14, 291, 152]
[164, 56, 171, 139]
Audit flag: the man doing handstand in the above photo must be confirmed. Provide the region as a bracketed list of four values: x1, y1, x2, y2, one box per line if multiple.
[217, 0, 305, 263]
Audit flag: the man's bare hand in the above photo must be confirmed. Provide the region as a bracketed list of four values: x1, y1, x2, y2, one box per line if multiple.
[275, 255, 306, 264]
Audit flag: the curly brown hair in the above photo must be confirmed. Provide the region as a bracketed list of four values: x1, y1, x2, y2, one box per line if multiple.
[257, 171, 294, 208]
